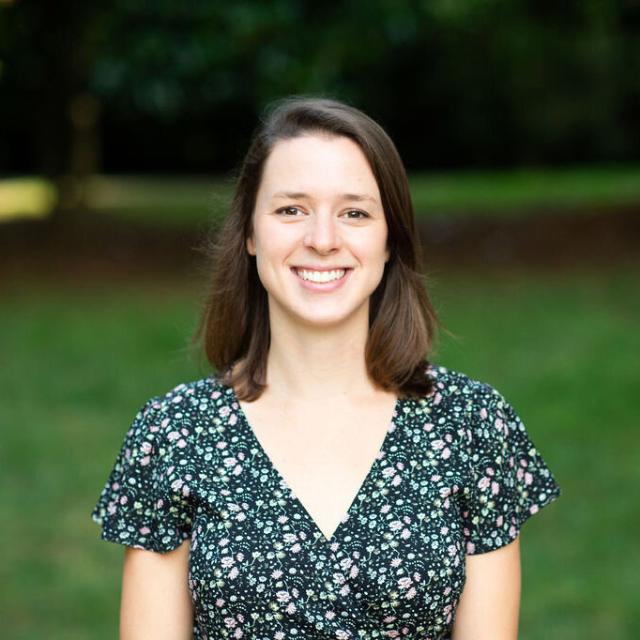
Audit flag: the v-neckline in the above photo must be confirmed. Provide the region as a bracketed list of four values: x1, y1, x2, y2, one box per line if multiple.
[223, 381, 402, 545]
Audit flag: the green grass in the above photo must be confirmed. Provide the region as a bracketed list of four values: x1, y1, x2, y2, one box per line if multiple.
[2, 164, 640, 227]
[1, 267, 638, 639]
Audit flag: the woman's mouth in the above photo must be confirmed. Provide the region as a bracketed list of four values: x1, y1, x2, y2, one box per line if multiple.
[291, 267, 352, 290]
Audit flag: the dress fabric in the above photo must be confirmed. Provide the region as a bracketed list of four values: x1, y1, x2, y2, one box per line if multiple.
[91, 363, 561, 639]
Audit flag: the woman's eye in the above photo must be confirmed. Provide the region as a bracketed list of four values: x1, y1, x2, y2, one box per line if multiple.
[344, 210, 369, 219]
[276, 206, 303, 216]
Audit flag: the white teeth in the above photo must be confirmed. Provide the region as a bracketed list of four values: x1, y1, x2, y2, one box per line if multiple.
[296, 269, 346, 283]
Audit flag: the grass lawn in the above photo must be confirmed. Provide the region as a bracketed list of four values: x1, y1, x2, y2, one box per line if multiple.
[1, 266, 638, 639]
[2, 164, 640, 226]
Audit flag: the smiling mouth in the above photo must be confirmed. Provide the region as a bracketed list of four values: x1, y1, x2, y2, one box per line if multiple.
[292, 267, 351, 284]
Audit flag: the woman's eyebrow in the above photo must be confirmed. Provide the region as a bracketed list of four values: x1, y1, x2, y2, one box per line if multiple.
[272, 191, 379, 204]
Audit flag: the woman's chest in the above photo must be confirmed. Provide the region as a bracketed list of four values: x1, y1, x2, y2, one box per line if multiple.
[185, 414, 470, 638]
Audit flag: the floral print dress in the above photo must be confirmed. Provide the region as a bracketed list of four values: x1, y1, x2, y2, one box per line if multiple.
[91, 363, 561, 639]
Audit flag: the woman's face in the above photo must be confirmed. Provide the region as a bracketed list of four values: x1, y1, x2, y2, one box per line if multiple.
[247, 133, 389, 329]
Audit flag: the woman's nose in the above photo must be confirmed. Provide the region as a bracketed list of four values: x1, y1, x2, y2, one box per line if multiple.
[303, 212, 341, 253]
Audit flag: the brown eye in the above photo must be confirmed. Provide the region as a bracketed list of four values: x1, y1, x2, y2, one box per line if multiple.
[276, 206, 303, 216]
[344, 210, 369, 219]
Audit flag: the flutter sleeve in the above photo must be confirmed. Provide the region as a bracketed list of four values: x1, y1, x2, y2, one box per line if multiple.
[460, 384, 561, 555]
[91, 396, 193, 553]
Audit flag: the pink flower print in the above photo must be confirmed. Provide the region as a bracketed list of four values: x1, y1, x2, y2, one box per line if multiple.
[221, 556, 235, 568]
[486, 467, 495, 476]
[140, 456, 151, 466]
[171, 395, 183, 404]
[219, 406, 231, 418]
[276, 591, 290, 603]
[339, 557, 353, 570]
[275, 632, 286, 640]
[277, 515, 289, 524]
[424, 423, 434, 432]
[283, 533, 297, 543]
[406, 587, 417, 600]
[224, 616, 237, 628]
[333, 572, 346, 585]
[325, 611, 336, 620]
[530, 504, 539, 514]
[396, 462, 405, 470]
[391, 558, 402, 567]
[229, 413, 238, 426]
[391, 475, 402, 487]
[161, 417, 170, 428]
[219, 537, 229, 547]
[398, 577, 412, 589]
[291, 543, 301, 553]
[412, 572, 421, 582]
[431, 439, 445, 450]
[223, 457, 237, 467]
[525, 472, 533, 485]
[216, 441, 227, 449]
[382, 467, 396, 478]
[215, 597, 225, 607]
[466, 541, 476, 554]
[211, 390, 221, 399]
[401, 528, 411, 539]
[491, 481, 500, 495]
[285, 602, 297, 615]
[434, 392, 442, 405]
[440, 526, 449, 535]
[349, 565, 359, 578]
[140, 442, 153, 454]
[496, 515, 504, 527]
[271, 569, 283, 579]
[177, 439, 187, 448]
[339, 584, 351, 596]
[383, 615, 396, 624]
[441, 447, 451, 459]
[228, 566, 239, 580]
[389, 520, 403, 531]
[381, 504, 391, 514]
[232, 464, 242, 475]
[236, 512, 246, 522]
[431, 474, 442, 482]
[182, 484, 191, 497]
[330, 542, 340, 552]
[234, 628, 243, 639]
[510, 525, 517, 537]
[480, 407, 488, 419]
[477, 476, 490, 490]
[119, 496, 128, 505]
[171, 478, 184, 492]
[139, 526, 151, 535]
[447, 544, 457, 557]
[517, 467, 524, 481]
[336, 630, 352, 639]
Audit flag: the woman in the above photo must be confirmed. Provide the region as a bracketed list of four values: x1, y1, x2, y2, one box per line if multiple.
[92, 97, 561, 639]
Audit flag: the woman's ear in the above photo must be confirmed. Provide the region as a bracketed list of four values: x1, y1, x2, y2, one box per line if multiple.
[246, 235, 256, 256]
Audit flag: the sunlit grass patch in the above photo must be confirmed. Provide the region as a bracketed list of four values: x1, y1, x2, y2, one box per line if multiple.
[0, 177, 57, 221]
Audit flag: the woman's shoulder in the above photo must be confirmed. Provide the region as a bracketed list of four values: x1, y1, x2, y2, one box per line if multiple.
[129, 373, 234, 430]
[424, 361, 504, 404]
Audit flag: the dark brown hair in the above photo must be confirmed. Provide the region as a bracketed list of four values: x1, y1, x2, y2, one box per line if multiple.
[192, 96, 440, 401]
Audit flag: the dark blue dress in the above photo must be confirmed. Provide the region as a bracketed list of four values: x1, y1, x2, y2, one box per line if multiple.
[92, 363, 561, 639]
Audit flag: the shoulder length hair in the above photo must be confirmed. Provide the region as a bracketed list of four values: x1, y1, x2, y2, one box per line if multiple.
[192, 96, 440, 401]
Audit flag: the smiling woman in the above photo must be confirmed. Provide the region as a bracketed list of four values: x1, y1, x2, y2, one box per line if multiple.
[91, 96, 561, 640]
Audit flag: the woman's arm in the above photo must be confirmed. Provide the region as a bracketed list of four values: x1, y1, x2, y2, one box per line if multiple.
[120, 538, 193, 640]
[451, 536, 521, 640]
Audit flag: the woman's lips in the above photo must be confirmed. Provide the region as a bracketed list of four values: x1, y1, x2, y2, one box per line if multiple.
[291, 267, 352, 292]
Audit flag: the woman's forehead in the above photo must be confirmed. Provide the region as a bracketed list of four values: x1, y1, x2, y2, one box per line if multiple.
[259, 134, 381, 202]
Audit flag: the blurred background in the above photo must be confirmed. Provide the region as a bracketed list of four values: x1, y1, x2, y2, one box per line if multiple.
[1, 1, 639, 638]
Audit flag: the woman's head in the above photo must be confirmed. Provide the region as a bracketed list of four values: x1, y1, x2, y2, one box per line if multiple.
[194, 96, 439, 400]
